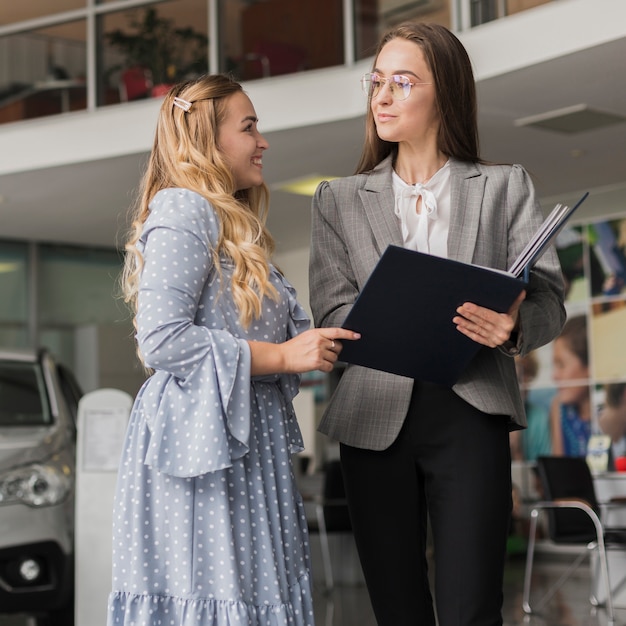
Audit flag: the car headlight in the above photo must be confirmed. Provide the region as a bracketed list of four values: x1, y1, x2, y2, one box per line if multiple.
[0, 462, 73, 507]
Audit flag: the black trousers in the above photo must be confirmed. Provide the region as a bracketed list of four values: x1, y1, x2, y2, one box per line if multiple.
[340, 381, 512, 626]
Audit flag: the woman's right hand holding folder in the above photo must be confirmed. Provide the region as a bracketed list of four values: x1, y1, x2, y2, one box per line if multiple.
[454, 290, 526, 348]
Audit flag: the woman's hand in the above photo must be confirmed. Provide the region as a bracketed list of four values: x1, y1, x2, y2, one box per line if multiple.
[453, 291, 526, 348]
[249, 328, 360, 375]
[283, 328, 361, 373]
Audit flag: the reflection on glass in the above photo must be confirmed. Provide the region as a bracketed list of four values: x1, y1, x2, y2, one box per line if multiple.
[470, 0, 498, 26]
[99, 1, 208, 104]
[219, 0, 343, 80]
[471, 0, 554, 26]
[39, 328, 77, 374]
[0, 1, 85, 26]
[354, 0, 451, 61]
[0, 242, 28, 349]
[506, 0, 553, 18]
[0, 21, 87, 123]
[38, 244, 125, 327]
[0, 243, 27, 324]
[353, 0, 554, 57]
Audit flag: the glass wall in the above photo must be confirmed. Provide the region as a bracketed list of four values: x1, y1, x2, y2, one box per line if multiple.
[99, 0, 208, 104]
[0, 1, 86, 25]
[0, 240, 127, 371]
[354, 0, 452, 60]
[0, 0, 209, 121]
[505, 0, 552, 17]
[219, 0, 344, 81]
[0, 0, 556, 122]
[469, 0, 552, 26]
[0, 243, 29, 349]
[470, 0, 500, 25]
[38, 244, 129, 369]
[38, 244, 126, 327]
[0, 20, 88, 123]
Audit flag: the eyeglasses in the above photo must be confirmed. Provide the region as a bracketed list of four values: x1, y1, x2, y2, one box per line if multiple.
[361, 73, 432, 101]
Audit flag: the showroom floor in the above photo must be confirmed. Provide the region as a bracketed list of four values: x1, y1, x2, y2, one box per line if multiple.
[2, 551, 625, 625]
[310, 552, 626, 626]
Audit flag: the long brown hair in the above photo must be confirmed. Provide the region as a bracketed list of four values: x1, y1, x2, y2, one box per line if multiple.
[122, 74, 277, 329]
[356, 22, 481, 174]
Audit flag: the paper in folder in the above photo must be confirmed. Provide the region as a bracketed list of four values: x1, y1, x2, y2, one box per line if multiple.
[338, 246, 526, 386]
[339, 193, 588, 385]
[508, 192, 588, 280]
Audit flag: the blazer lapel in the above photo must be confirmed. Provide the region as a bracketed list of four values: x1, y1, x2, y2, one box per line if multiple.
[448, 159, 485, 264]
[359, 156, 403, 255]
[355, 156, 486, 263]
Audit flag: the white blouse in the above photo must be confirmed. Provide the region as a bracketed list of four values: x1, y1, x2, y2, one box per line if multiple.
[392, 160, 451, 258]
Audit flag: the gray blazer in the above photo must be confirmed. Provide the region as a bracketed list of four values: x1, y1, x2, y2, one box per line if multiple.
[309, 156, 566, 450]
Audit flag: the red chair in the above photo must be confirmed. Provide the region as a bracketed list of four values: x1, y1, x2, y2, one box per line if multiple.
[119, 67, 153, 101]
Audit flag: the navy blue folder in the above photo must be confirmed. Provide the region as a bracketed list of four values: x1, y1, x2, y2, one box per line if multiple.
[339, 193, 589, 385]
[339, 245, 526, 386]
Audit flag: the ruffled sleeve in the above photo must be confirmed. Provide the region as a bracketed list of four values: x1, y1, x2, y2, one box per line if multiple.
[134, 188, 254, 477]
[139, 331, 252, 477]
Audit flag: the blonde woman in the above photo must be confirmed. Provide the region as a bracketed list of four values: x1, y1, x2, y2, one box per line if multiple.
[108, 74, 358, 626]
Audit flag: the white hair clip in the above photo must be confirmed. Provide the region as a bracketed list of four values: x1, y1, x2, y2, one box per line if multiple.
[173, 97, 192, 112]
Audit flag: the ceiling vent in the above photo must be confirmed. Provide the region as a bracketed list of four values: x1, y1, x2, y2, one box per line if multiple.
[514, 103, 626, 134]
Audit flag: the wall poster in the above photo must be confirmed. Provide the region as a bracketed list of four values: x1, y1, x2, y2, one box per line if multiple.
[514, 215, 626, 464]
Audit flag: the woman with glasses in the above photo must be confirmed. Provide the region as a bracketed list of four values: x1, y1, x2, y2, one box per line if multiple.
[309, 22, 565, 626]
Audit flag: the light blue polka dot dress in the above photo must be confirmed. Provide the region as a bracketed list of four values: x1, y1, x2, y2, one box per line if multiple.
[107, 188, 315, 626]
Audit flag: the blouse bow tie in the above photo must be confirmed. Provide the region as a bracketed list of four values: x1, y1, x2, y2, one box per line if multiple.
[397, 183, 438, 219]
[395, 183, 438, 253]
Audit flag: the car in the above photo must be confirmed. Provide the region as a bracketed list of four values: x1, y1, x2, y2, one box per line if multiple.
[0, 348, 83, 625]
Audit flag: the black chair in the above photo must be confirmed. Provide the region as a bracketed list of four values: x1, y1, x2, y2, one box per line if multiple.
[522, 456, 626, 623]
[305, 459, 352, 591]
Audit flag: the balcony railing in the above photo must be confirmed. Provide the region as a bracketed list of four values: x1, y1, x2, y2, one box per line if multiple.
[0, 0, 554, 125]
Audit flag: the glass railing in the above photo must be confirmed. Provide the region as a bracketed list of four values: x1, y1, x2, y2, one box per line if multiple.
[464, 0, 552, 28]
[0, 0, 554, 126]
[0, 21, 88, 123]
[354, 0, 452, 59]
[220, 0, 345, 81]
[0, 0, 209, 122]
[100, 1, 209, 103]
[0, 241, 29, 348]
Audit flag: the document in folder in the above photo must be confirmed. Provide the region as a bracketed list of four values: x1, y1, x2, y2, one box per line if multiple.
[508, 192, 588, 279]
[339, 192, 588, 385]
[339, 245, 526, 386]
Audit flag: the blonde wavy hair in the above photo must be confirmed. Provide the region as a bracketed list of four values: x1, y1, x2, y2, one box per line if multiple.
[122, 74, 277, 328]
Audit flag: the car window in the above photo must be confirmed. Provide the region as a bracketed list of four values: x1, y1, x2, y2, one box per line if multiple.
[0, 360, 51, 426]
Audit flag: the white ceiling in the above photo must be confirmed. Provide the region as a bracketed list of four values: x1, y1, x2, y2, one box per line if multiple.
[0, 30, 625, 254]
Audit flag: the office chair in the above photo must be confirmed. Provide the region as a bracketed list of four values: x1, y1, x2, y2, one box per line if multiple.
[119, 66, 153, 101]
[522, 456, 626, 623]
[305, 459, 352, 591]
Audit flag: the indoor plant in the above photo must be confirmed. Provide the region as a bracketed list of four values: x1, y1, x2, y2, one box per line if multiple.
[105, 7, 208, 96]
